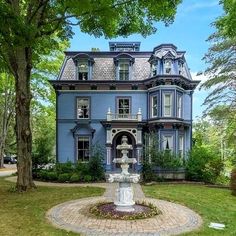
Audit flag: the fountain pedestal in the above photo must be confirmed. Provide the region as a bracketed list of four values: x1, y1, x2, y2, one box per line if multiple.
[108, 135, 140, 212]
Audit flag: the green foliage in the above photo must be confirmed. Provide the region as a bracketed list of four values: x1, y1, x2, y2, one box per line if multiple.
[142, 162, 155, 182]
[186, 146, 224, 184]
[58, 173, 72, 182]
[230, 167, 236, 196]
[55, 162, 74, 174]
[83, 175, 93, 182]
[70, 173, 81, 183]
[46, 172, 58, 181]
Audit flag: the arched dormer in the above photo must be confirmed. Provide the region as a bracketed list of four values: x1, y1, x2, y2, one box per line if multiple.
[113, 53, 135, 80]
[72, 53, 94, 80]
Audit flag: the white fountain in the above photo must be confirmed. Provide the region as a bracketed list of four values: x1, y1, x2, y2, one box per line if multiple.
[108, 135, 140, 212]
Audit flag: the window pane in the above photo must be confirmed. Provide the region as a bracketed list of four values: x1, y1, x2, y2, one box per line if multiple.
[152, 96, 157, 117]
[119, 62, 129, 80]
[78, 137, 90, 162]
[77, 98, 89, 119]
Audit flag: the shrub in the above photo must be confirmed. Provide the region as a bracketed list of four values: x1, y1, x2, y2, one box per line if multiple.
[230, 167, 236, 196]
[83, 175, 92, 182]
[46, 172, 58, 181]
[58, 173, 71, 182]
[142, 162, 154, 182]
[186, 146, 224, 184]
[38, 170, 49, 180]
[70, 173, 81, 183]
[75, 162, 89, 176]
[55, 162, 74, 174]
[88, 156, 105, 181]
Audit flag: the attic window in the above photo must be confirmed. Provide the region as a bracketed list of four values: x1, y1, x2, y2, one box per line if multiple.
[164, 59, 172, 74]
[151, 63, 157, 76]
[78, 61, 88, 80]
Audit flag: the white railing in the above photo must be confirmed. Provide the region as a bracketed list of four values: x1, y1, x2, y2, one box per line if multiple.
[107, 108, 142, 121]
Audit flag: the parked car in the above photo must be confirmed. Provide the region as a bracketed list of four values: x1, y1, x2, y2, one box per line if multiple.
[4, 156, 17, 164]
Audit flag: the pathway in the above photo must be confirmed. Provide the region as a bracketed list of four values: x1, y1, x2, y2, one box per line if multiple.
[5, 176, 203, 235]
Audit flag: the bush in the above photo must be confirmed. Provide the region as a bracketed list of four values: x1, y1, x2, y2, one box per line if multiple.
[58, 173, 71, 182]
[142, 162, 154, 182]
[70, 173, 81, 182]
[55, 162, 74, 174]
[88, 156, 105, 181]
[46, 172, 58, 181]
[230, 167, 236, 196]
[186, 146, 224, 184]
[83, 175, 92, 182]
[38, 170, 49, 180]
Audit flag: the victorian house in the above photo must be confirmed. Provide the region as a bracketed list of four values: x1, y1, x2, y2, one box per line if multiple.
[50, 42, 200, 171]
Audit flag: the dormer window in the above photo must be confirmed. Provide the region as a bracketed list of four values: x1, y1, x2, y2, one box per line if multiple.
[114, 53, 134, 81]
[78, 61, 88, 80]
[164, 59, 172, 74]
[119, 61, 129, 80]
[151, 62, 157, 77]
[72, 53, 94, 80]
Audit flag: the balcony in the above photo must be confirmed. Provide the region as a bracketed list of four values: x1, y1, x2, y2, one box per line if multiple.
[106, 108, 142, 122]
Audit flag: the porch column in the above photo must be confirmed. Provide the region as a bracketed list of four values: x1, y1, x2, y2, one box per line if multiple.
[136, 145, 143, 172]
[106, 145, 112, 171]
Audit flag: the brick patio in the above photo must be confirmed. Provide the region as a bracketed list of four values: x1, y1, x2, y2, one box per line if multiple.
[46, 183, 202, 236]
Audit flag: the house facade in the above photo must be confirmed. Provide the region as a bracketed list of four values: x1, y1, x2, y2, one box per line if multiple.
[50, 42, 200, 172]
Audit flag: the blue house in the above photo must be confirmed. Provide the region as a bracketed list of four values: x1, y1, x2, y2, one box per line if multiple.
[50, 42, 200, 172]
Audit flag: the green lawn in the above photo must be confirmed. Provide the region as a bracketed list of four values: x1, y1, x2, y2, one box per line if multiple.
[0, 177, 104, 236]
[143, 184, 236, 236]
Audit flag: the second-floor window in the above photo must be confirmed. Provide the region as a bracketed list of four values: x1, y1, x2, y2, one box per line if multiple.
[77, 98, 90, 119]
[118, 98, 130, 118]
[177, 95, 182, 118]
[151, 96, 158, 118]
[119, 62, 129, 80]
[164, 93, 172, 117]
[78, 61, 88, 80]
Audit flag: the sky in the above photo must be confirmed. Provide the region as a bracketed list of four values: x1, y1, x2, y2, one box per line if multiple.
[68, 0, 223, 120]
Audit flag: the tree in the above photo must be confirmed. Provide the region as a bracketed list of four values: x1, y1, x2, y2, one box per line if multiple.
[200, 0, 236, 111]
[0, 1, 182, 191]
[0, 73, 15, 168]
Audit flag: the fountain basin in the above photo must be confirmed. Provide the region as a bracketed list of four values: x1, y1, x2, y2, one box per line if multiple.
[108, 173, 140, 183]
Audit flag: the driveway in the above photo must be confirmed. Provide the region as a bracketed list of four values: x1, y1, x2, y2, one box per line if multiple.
[0, 164, 17, 177]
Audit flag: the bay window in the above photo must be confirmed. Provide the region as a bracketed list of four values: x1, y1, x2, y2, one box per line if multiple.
[164, 93, 172, 117]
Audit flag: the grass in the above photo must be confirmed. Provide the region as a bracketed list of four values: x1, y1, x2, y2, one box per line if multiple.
[0, 177, 104, 236]
[143, 184, 236, 236]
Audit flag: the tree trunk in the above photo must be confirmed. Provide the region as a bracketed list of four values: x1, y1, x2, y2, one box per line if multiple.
[14, 48, 36, 191]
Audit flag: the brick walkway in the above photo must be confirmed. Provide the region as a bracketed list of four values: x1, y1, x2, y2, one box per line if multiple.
[47, 183, 202, 236]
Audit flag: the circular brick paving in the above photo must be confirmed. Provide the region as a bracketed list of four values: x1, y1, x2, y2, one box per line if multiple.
[47, 196, 202, 236]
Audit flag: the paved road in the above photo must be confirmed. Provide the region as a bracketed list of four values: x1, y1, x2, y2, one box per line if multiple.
[0, 164, 16, 177]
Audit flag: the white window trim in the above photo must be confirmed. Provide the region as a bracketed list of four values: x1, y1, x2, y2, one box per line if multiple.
[163, 93, 172, 117]
[163, 135, 174, 151]
[118, 60, 130, 81]
[177, 95, 183, 118]
[77, 136, 90, 162]
[178, 135, 184, 157]
[151, 96, 158, 118]
[77, 97, 90, 119]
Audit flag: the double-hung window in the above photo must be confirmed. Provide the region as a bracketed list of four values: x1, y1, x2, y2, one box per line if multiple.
[163, 135, 173, 151]
[177, 95, 182, 118]
[151, 96, 158, 118]
[77, 98, 90, 119]
[119, 62, 129, 80]
[164, 59, 172, 74]
[179, 135, 184, 157]
[164, 93, 172, 117]
[77, 137, 90, 162]
[78, 61, 88, 80]
[118, 98, 130, 118]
